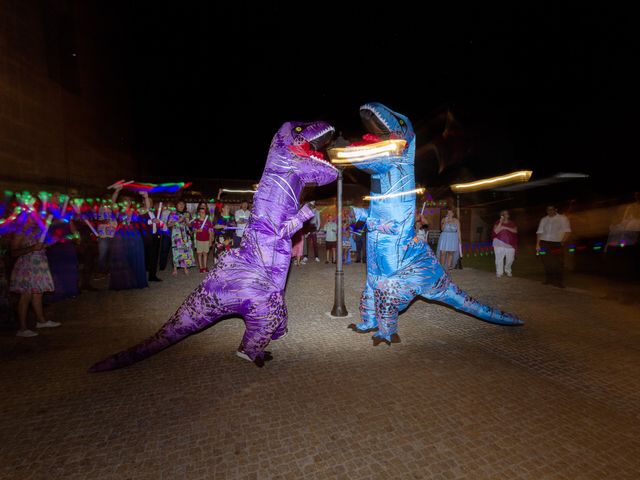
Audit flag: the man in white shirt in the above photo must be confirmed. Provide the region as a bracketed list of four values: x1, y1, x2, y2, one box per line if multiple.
[536, 205, 571, 287]
[233, 201, 251, 248]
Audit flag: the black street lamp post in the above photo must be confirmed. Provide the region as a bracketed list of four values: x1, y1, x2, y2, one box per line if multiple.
[331, 167, 348, 317]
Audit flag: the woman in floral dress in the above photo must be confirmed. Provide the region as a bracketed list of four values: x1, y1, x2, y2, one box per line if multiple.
[168, 200, 194, 276]
[10, 219, 60, 337]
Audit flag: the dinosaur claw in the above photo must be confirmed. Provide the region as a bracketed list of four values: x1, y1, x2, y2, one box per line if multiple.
[254, 351, 273, 368]
[372, 333, 400, 346]
[372, 336, 390, 347]
[348, 323, 379, 333]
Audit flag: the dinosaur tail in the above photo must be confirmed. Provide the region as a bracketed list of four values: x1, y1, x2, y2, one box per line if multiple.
[433, 282, 523, 326]
[89, 286, 225, 372]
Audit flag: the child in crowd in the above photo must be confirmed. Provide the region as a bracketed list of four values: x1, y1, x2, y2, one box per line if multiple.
[213, 234, 232, 264]
[342, 226, 352, 264]
[191, 205, 214, 273]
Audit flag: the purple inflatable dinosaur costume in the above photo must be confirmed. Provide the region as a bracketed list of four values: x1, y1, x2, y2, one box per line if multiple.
[90, 121, 338, 371]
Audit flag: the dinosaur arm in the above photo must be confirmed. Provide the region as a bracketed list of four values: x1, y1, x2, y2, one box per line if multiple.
[280, 203, 314, 237]
[351, 206, 369, 223]
[366, 218, 400, 235]
[353, 206, 401, 234]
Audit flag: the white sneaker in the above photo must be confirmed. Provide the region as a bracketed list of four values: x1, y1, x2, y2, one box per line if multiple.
[314, 257, 320, 262]
[506, 272, 512, 277]
[301, 258, 308, 264]
[36, 320, 61, 328]
[16, 329, 38, 337]
[235, 350, 252, 362]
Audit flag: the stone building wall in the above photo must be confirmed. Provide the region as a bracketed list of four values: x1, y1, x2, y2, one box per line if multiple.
[0, 0, 136, 194]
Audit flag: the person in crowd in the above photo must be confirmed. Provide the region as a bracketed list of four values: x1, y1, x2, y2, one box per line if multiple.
[233, 201, 251, 248]
[44, 192, 80, 303]
[168, 199, 194, 276]
[415, 219, 428, 242]
[10, 216, 59, 337]
[323, 214, 337, 264]
[436, 208, 461, 270]
[108, 186, 148, 290]
[291, 230, 304, 266]
[210, 205, 228, 265]
[195, 201, 209, 215]
[140, 191, 162, 282]
[71, 189, 99, 292]
[342, 223, 352, 264]
[302, 201, 321, 263]
[536, 205, 571, 288]
[352, 220, 366, 263]
[213, 232, 232, 263]
[96, 193, 117, 277]
[191, 204, 214, 273]
[492, 210, 518, 278]
[300, 230, 309, 264]
[158, 201, 174, 271]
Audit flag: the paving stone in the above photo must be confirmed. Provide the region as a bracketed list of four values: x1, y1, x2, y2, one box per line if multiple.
[1, 263, 639, 479]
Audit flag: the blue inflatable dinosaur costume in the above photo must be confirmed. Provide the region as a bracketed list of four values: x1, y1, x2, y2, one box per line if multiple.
[349, 102, 523, 344]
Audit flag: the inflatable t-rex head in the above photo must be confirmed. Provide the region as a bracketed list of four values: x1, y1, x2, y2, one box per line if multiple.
[265, 120, 338, 187]
[351, 102, 416, 176]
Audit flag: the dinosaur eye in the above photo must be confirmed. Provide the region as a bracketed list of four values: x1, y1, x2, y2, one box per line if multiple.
[399, 119, 405, 125]
[295, 126, 302, 133]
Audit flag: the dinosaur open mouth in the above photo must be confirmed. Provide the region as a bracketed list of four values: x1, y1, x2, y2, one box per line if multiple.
[360, 105, 392, 138]
[288, 125, 337, 170]
[288, 142, 325, 160]
[308, 125, 335, 152]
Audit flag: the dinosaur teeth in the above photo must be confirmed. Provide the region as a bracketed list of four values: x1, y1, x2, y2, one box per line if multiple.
[309, 125, 335, 142]
[360, 104, 391, 132]
[310, 155, 339, 171]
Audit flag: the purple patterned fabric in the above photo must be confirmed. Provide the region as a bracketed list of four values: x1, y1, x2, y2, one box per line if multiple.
[90, 121, 337, 371]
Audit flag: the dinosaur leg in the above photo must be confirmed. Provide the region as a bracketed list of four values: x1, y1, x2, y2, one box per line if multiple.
[270, 314, 288, 340]
[372, 276, 417, 345]
[237, 291, 287, 366]
[350, 282, 379, 333]
[89, 281, 231, 372]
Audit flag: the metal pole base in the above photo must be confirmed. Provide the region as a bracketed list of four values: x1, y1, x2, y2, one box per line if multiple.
[331, 270, 348, 317]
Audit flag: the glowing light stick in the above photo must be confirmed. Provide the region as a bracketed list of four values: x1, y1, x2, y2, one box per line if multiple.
[220, 189, 257, 194]
[450, 170, 533, 193]
[364, 188, 425, 201]
[38, 191, 50, 215]
[328, 139, 407, 164]
[107, 180, 135, 190]
[39, 214, 53, 243]
[420, 202, 426, 216]
[122, 181, 192, 193]
[153, 201, 163, 233]
[60, 195, 69, 220]
[107, 179, 125, 189]
[83, 219, 99, 236]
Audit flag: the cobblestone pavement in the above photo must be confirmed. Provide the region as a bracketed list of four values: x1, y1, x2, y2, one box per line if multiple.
[1, 262, 639, 479]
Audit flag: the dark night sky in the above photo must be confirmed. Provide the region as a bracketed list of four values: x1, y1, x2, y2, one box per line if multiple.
[121, 3, 635, 190]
